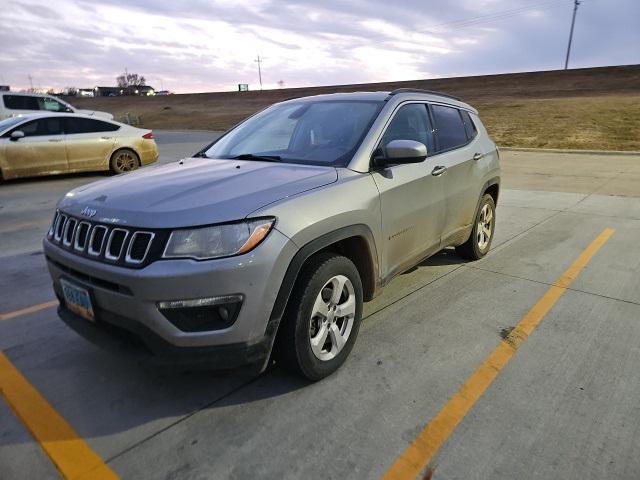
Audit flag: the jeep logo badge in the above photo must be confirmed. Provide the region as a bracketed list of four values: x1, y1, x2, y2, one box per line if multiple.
[80, 206, 97, 218]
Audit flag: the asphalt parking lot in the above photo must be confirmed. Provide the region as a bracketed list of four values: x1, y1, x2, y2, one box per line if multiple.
[1, 135, 640, 480]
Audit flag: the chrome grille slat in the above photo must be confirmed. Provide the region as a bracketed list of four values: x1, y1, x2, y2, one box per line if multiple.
[54, 214, 67, 242]
[126, 231, 155, 264]
[62, 218, 77, 247]
[88, 225, 108, 256]
[74, 222, 91, 252]
[50, 213, 155, 266]
[105, 228, 129, 261]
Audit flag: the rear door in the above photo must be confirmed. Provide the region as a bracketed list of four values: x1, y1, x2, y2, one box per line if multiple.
[370, 102, 445, 280]
[1, 94, 41, 118]
[430, 104, 481, 243]
[63, 117, 118, 172]
[2, 117, 67, 177]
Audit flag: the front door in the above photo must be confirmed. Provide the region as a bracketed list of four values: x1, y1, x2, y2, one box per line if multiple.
[370, 103, 445, 280]
[3, 117, 67, 178]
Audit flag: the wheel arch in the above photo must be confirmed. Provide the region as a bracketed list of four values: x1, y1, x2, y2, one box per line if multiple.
[265, 225, 379, 342]
[109, 146, 141, 171]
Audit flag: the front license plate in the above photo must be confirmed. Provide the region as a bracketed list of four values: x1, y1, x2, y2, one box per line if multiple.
[60, 279, 95, 322]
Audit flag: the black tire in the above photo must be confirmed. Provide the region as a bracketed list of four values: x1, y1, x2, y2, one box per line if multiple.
[110, 149, 140, 174]
[274, 252, 363, 381]
[456, 193, 496, 260]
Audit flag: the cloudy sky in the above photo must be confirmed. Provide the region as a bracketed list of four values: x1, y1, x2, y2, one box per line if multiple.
[1, 0, 638, 93]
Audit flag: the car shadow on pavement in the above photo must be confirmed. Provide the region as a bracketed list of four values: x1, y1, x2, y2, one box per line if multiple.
[402, 248, 468, 275]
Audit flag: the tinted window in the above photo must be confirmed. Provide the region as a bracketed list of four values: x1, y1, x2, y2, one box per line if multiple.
[3, 95, 40, 110]
[431, 104, 468, 151]
[12, 117, 64, 137]
[381, 103, 434, 154]
[64, 117, 120, 134]
[460, 110, 477, 140]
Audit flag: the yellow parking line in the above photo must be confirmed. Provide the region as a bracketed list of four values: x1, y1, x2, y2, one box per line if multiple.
[383, 228, 614, 480]
[0, 351, 119, 479]
[0, 300, 58, 322]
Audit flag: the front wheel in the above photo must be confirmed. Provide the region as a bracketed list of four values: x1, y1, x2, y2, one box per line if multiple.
[456, 193, 496, 260]
[275, 253, 363, 381]
[110, 149, 140, 174]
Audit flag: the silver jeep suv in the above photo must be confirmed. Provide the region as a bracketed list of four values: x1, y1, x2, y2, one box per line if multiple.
[44, 89, 500, 380]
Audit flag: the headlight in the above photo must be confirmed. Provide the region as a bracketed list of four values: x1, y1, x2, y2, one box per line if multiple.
[162, 218, 275, 260]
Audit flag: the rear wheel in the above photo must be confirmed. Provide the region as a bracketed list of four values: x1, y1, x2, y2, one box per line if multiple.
[110, 149, 140, 174]
[275, 253, 363, 381]
[456, 193, 496, 260]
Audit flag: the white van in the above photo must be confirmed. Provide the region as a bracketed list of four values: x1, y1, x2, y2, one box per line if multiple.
[0, 92, 113, 121]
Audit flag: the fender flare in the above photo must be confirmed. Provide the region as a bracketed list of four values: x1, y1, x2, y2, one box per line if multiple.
[264, 224, 379, 340]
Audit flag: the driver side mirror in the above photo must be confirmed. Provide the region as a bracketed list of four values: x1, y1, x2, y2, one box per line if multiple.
[372, 139, 427, 169]
[10, 130, 25, 142]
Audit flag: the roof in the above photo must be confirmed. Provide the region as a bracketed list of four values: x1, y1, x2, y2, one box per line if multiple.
[281, 90, 476, 113]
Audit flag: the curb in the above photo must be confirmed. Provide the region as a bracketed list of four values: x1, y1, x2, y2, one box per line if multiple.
[499, 147, 640, 156]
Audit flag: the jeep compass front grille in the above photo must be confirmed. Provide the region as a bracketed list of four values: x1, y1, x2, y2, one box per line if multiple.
[48, 210, 165, 268]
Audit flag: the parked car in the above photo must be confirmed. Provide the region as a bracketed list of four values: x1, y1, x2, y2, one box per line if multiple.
[0, 113, 158, 180]
[0, 92, 113, 120]
[44, 89, 500, 380]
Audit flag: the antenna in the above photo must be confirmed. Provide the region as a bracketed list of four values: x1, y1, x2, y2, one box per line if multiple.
[564, 0, 581, 70]
[255, 55, 264, 90]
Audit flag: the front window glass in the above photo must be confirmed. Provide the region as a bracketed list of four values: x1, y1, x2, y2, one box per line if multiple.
[14, 118, 64, 137]
[41, 97, 68, 112]
[380, 103, 434, 154]
[204, 100, 383, 166]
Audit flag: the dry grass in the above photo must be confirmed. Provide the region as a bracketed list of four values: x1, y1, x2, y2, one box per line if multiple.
[476, 94, 640, 151]
[72, 65, 640, 151]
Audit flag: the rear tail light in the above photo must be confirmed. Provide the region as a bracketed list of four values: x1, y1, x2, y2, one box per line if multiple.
[142, 132, 154, 139]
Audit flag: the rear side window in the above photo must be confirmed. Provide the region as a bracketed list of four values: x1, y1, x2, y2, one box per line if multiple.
[3, 95, 40, 110]
[431, 104, 468, 152]
[12, 117, 64, 137]
[461, 110, 478, 140]
[64, 118, 120, 134]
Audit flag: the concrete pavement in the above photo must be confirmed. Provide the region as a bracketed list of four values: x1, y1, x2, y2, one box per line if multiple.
[1, 140, 639, 480]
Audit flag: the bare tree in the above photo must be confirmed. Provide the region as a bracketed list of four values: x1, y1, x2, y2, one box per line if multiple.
[277, 80, 285, 88]
[116, 71, 146, 89]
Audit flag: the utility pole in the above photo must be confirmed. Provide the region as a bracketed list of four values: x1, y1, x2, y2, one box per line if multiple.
[254, 55, 264, 90]
[28, 74, 34, 92]
[564, 0, 580, 70]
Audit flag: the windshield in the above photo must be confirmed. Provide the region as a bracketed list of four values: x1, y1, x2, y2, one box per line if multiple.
[0, 116, 26, 134]
[204, 100, 383, 167]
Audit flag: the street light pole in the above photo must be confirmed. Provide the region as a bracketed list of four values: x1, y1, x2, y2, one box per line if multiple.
[564, 0, 581, 70]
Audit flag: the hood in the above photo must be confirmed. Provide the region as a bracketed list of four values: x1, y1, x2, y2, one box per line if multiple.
[57, 158, 338, 228]
[75, 109, 114, 120]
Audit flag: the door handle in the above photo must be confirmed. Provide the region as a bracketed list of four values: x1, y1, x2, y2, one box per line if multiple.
[48, 139, 63, 142]
[101, 136, 112, 140]
[431, 165, 447, 176]
[473, 152, 484, 161]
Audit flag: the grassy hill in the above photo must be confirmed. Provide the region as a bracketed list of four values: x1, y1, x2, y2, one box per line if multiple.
[72, 65, 640, 151]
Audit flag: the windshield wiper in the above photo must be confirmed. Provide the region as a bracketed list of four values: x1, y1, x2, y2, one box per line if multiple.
[231, 153, 282, 162]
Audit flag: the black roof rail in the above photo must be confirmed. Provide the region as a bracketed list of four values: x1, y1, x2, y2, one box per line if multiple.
[387, 88, 461, 101]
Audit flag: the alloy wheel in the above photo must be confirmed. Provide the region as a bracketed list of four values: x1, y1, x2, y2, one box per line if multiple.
[309, 275, 356, 361]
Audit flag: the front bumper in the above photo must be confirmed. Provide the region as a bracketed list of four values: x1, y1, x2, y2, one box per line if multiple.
[44, 228, 297, 368]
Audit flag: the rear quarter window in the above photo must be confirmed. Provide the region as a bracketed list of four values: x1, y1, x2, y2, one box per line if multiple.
[461, 110, 478, 140]
[65, 118, 120, 134]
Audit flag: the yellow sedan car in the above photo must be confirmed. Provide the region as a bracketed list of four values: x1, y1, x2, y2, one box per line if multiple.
[0, 113, 158, 181]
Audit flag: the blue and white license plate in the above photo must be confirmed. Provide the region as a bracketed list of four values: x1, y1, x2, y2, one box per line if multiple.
[60, 279, 95, 322]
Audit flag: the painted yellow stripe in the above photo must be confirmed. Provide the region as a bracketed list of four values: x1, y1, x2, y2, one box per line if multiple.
[383, 228, 615, 480]
[0, 300, 58, 322]
[0, 352, 119, 479]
